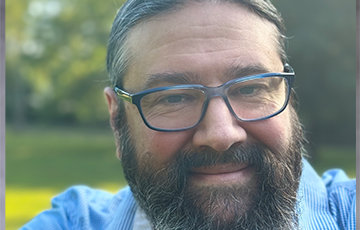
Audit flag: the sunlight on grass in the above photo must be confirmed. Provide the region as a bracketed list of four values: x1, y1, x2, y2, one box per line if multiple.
[6, 187, 55, 230]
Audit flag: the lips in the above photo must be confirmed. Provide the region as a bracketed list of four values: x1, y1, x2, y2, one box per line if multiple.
[189, 163, 250, 175]
[187, 162, 254, 185]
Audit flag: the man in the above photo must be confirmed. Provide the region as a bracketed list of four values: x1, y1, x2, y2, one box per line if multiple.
[22, 0, 356, 229]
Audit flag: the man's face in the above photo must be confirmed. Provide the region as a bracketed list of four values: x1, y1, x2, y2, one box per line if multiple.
[124, 1, 291, 170]
[107, 2, 303, 229]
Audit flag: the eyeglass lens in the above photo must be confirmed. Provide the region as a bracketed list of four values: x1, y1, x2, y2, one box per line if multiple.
[139, 76, 288, 130]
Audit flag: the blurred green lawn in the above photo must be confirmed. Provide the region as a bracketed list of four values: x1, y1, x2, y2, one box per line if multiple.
[6, 126, 356, 230]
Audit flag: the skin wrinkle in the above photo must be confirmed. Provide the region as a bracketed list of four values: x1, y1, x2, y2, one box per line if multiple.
[155, 38, 266, 60]
[143, 72, 202, 89]
[145, 37, 252, 62]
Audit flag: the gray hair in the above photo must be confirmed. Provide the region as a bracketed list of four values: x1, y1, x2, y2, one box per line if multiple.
[106, 0, 288, 89]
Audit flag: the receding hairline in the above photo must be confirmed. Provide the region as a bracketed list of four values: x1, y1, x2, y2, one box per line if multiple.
[107, 0, 287, 91]
[122, 1, 283, 86]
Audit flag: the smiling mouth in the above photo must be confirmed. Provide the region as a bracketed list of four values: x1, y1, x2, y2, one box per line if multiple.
[188, 163, 255, 185]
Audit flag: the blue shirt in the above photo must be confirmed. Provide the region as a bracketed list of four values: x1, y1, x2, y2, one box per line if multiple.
[20, 159, 356, 230]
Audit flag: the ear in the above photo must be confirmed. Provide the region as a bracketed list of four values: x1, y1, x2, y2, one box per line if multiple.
[104, 87, 122, 158]
[104, 87, 118, 127]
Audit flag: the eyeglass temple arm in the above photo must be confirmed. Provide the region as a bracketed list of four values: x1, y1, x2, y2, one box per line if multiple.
[284, 63, 294, 73]
[284, 64, 296, 86]
[114, 87, 133, 103]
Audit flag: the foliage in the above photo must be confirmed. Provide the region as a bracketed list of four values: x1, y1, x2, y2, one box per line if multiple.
[6, 0, 126, 125]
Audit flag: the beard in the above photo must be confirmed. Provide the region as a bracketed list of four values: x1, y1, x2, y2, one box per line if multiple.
[114, 108, 305, 230]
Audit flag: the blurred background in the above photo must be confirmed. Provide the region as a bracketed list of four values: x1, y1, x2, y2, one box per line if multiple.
[6, 0, 356, 229]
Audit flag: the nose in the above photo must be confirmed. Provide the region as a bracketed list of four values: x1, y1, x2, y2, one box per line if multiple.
[192, 97, 247, 151]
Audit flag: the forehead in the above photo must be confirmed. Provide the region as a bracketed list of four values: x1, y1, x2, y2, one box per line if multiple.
[124, 2, 282, 91]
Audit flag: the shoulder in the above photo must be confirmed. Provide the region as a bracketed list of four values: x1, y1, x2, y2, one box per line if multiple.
[322, 169, 356, 192]
[322, 169, 356, 207]
[20, 186, 135, 230]
[322, 169, 356, 230]
[50, 185, 133, 211]
[299, 160, 356, 230]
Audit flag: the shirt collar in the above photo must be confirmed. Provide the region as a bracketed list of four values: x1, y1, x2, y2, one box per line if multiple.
[133, 206, 152, 230]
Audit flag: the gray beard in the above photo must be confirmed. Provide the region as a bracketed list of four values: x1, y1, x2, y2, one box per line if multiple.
[116, 111, 305, 230]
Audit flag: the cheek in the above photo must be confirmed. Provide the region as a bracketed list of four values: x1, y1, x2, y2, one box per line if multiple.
[245, 107, 292, 152]
[125, 104, 192, 164]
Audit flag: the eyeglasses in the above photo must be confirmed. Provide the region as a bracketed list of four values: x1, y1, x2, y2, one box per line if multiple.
[114, 64, 295, 132]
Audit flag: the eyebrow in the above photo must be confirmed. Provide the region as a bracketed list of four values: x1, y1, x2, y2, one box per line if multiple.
[142, 72, 201, 90]
[224, 64, 272, 81]
[142, 64, 274, 90]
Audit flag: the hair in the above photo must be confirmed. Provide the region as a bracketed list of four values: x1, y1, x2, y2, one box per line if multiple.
[106, 0, 288, 89]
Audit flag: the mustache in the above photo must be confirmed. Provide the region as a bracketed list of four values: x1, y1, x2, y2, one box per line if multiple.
[168, 143, 271, 174]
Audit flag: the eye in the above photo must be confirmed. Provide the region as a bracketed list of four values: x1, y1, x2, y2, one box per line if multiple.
[239, 86, 255, 95]
[228, 84, 263, 99]
[158, 94, 196, 105]
[164, 95, 185, 103]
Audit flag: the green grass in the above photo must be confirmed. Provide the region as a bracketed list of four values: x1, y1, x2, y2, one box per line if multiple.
[6, 126, 127, 230]
[6, 126, 127, 189]
[6, 126, 356, 229]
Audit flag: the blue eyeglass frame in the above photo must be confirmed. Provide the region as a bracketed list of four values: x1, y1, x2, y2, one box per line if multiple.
[114, 64, 295, 132]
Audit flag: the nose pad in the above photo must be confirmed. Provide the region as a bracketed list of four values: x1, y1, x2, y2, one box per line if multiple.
[192, 97, 247, 151]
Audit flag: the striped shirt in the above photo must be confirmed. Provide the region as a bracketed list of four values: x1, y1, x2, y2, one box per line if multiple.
[20, 159, 356, 230]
